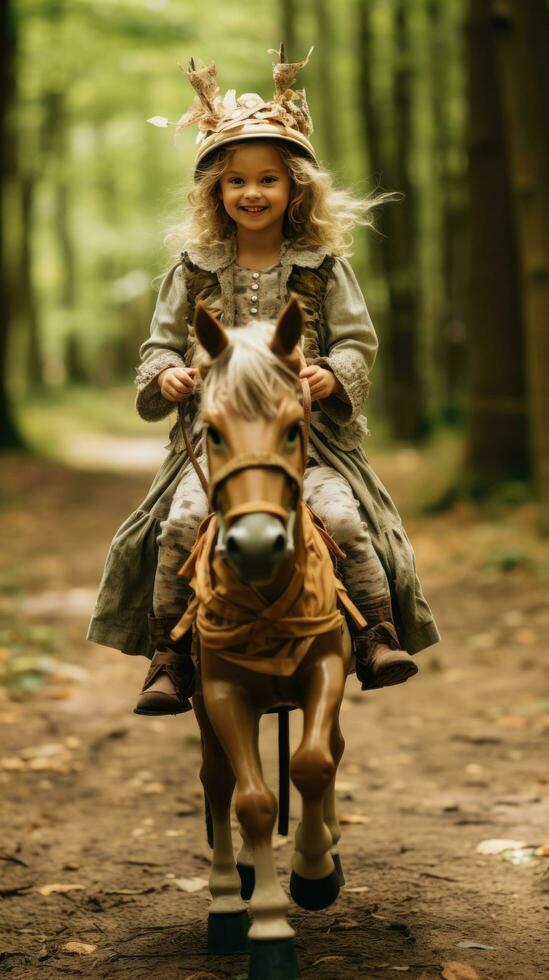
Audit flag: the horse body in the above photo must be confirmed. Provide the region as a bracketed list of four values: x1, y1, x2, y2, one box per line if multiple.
[174, 298, 358, 978]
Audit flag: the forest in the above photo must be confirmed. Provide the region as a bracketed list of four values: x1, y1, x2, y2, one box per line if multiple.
[1, 0, 548, 517]
[1, 3, 549, 979]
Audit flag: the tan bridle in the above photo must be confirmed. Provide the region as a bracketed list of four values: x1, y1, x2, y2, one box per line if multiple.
[178, 375, 312, 535]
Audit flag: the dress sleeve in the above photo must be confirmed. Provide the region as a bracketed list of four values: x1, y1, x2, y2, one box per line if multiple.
[315, 256, 379, 425]
[135, 262, 189, 421]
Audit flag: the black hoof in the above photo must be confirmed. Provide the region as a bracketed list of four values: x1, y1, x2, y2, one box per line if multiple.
[290, 865, 340, 911]
[237, 862, 255, 900]
[332, 852, 345, 886]
[248, 938, 299, 980]
[207, 909, 250, 954]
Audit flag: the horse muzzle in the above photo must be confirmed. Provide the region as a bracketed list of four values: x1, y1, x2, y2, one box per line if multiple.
[216, 509, 296, 584]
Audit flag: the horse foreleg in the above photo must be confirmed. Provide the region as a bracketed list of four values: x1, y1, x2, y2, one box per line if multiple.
[201, 673, 294, 951]
[193, 689, 248, 953]
[290, 636, 346, 910]
[236, 827, 255, 899]
[323, 718, 346, 885]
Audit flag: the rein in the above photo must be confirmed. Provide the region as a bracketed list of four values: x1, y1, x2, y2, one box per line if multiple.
[178, 377, 312, 509]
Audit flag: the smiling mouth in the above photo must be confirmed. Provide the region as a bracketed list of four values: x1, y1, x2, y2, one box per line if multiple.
[240, 206, 268, 213]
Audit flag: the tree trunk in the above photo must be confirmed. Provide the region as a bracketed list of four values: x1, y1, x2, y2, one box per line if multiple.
[492, 0, 549, 523]
[20, 174, 44, 387]
[0, 0, 24, 449]
[280, 0, 297, 60]
[357, 0, 425, 440]
[466, 0, 529, 486]
[313, 0, 339, 165]
[427, 0, 468, 424]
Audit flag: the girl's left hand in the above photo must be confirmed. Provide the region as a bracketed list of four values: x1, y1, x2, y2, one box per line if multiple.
[299, 364, 342, 400]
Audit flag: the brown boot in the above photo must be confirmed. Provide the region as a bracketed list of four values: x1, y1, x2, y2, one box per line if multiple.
[133, 614, 195, 716]
[354, 621, 418, 691]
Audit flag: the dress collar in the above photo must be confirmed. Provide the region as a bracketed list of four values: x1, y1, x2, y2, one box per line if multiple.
[185, 237, 332, 273]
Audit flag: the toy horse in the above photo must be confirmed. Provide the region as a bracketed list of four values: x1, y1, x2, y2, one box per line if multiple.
[171, 297, 365, 979]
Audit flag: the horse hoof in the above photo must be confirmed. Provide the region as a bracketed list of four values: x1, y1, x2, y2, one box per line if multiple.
[290, 865, 340, 910]
[237, 862, 255, 900]
[332, 852, 345, 886]
[207, 910, 250, 954]
[248, 938, 300, 979]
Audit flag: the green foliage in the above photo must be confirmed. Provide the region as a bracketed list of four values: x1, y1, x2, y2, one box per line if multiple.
[11, 0, 468, 409]
[0, 623, 67, 696]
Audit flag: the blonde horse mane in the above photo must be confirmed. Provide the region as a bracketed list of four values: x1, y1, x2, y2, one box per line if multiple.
[198, 320, 301, 421]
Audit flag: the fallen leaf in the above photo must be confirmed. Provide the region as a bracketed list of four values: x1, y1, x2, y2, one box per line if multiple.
[312, 956, 349, 966]
[346, 885, 369, 893]
[103, 887, 156, 896]
[465, 763, 484, 776]
[63, 941, 97, 955]
[536, 843, 549, 856]
[173, 876, 208, 893]
[497, 714, 528, 730]
[1, 757, 26, 771]
[476, 838, 527, 855]
[442, 964, 480, 980]
[20, 742, 65, 760]
[456, 940, 497, 950]
[38, 883, 85, 896]
[183, 973, 225, 979]
[339, 813, 370, 825]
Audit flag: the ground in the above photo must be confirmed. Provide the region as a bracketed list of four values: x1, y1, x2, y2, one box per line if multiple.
[1, 447, 548, 980]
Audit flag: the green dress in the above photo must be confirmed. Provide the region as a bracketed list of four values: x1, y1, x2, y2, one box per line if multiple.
[87, 238, 440, 659]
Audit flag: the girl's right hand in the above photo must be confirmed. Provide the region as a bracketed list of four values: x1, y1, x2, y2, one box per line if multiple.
[158, 367, 198, 402]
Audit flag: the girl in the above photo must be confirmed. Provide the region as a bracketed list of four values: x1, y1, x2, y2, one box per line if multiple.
[87, 50, 439, 714]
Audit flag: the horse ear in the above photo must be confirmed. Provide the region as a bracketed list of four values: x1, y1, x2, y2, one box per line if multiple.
[194, 300, 229, 358]
[270, 294, 304, 358]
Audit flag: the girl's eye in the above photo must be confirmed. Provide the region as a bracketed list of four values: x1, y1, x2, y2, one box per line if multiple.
[285, 422, 301, 446]
[262, 176, 276, 184]
[208, 425, 224, 447]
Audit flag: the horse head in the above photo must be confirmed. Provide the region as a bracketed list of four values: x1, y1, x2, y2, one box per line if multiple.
[194, 296, 307, 585]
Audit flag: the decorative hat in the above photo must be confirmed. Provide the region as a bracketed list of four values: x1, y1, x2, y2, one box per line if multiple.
[148, 44, 318, 172]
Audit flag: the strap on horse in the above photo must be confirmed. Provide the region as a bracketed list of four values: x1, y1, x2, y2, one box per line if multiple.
[178, 403, 209, 497]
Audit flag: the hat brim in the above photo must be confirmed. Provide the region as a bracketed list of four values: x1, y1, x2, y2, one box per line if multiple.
[194, 122, 318, 174]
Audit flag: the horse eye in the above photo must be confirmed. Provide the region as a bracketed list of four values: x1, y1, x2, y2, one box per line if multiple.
[285, 422, 301, 445]
[207, 425, 223, 447]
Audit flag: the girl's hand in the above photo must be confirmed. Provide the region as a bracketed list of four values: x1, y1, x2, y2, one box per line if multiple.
[299, 364, 342, 400]
[158, 367, 198, 402]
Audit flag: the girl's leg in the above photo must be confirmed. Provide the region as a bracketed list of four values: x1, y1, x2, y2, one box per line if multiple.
[303, 462, 418, 689]
[134, 456, 209, 715]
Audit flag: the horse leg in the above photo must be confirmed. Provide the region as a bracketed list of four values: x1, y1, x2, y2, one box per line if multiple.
[323, 718, 346, 886]
[202, 674, 298, 979]
[193, 689, 249, 954]
[290, 637, 346, 910]
[236, 827, 256, 900]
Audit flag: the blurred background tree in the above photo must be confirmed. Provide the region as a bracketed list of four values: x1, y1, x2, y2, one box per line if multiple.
[1, 0, 548, 523]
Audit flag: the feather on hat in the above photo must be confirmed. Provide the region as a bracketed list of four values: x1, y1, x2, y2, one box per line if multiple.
[148, 45, 317, 170]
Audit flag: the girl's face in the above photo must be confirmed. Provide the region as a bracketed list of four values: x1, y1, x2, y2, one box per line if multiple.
[218, 143, 291, 237]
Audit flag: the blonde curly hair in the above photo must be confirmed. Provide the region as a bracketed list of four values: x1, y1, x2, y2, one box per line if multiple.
[165, 140, 385, 259]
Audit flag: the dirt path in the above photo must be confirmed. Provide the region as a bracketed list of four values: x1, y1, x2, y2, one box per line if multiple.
[1, 454, 548, 980]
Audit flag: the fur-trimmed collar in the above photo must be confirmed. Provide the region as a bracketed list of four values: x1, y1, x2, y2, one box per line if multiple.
[184, 237, 332, 272]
